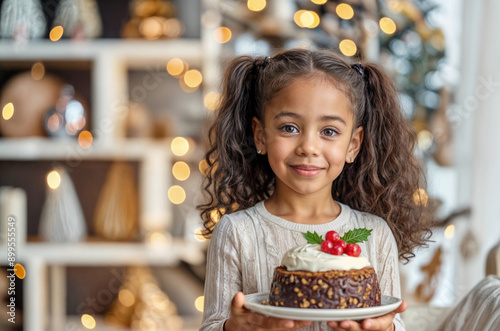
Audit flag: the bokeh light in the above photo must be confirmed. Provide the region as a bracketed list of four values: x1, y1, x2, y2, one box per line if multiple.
[47, 170, 61, 190]
[139, 17, 164, 40]
[339, 39, 357, 56]
[50, 26, 64, 41]
[168, 185, 186, 204]
[295, 10, 320, 29]
[78, 130, 93, 149]
[214, 27, 232, 43]
[198, 159, 209, 175]
[183, 69, 203, 88]
[31, 62, 45, 80]
[336, 3, 354, 20]
[2, 102, 14, 120]
[380, 17, 397, 35]
[171, 137, 190, 156]
[166, 58, 185, 77]
[444, 224, 455, 239]
[172, 161, 190, 181]
[81, 314, 96, 329]
[195, 296, 204, 312]
[413, 188, 428, 206]
[118, 289, 136, 307]
[204, 91, 220, 111]
[247, 0, 266, 11]
[311, 0, 327, 4]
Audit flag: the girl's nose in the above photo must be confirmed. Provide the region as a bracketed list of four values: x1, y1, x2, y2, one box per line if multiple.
[295, 132, 320, 156]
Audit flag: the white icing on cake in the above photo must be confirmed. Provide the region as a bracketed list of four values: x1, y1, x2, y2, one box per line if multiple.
[281, 244, 371, 272]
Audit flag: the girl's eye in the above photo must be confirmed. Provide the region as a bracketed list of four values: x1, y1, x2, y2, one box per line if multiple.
[322, 128, 338, 137]
[280, 125, 298, 134]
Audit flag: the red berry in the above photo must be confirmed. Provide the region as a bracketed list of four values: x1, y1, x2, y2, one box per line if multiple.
[321, 240, 334, 253]
[331, 244, 344, 255]
[336, 239, 347, 250]
[345, 244, 361, 257]
[325, 231, 339, 243]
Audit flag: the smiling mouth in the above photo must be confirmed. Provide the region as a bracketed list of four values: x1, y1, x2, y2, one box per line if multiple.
[290, 165, 324, 177]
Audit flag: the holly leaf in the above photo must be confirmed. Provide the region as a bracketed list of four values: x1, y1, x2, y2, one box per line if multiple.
[302, 231, 324, 245]
[340, 228, 372, 244]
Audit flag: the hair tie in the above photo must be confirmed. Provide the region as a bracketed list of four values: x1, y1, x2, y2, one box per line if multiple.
[254, 56, 271, 74]
[351, 63, 364, 78]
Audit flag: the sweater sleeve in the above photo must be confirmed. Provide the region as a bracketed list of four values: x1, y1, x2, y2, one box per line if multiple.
[200, 216, 242, 331]
[374, 221, 406, 331]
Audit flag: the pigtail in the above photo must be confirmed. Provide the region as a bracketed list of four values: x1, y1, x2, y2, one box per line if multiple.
[199, 56, 274, 237]
[334, 63, 433, 262]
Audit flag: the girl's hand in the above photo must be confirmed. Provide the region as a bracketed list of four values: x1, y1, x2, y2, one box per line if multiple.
[224, 292, 313, 331]
[326, 300, 407, 331]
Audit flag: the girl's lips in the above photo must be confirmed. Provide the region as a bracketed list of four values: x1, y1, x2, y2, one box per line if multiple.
[290, 165, 324, 177]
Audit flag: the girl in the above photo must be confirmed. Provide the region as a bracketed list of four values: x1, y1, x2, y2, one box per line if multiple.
[199, 48, 432, 331]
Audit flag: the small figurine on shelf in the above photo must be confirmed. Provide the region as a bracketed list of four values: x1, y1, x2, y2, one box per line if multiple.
[93, 162, 139, 241]
[39, 167, 87, 243]
[0, 0, 46, 41]
[52, 0, 102, 39]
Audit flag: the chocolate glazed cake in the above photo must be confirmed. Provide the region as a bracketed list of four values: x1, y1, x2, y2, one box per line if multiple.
[268, 266, 381, 309]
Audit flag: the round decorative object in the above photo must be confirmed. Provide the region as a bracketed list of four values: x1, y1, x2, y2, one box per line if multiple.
[0, 72, 64, 137]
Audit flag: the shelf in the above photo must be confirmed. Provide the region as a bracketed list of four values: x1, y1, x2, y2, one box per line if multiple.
[0, 238, 204, 266]
[0, 39, 204, 67]
[0, 137, 172, 160]
[65, 314, 202, 331]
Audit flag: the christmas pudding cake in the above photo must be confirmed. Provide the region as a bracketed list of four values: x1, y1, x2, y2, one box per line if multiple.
[268, 229, 381, 309]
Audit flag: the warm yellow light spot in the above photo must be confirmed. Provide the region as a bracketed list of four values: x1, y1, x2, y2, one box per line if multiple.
[214, 27, 232, 43]
[294, 10, 307, 28]
[195, 296, 204, 312]
[14, 264, 26, 279]
[168, 185, 186, 204]
[413, 188, 428, 206]
[171, 137, 190, 156]
[183, 69, 203, 88]
[78, 130, 93, 149]
[172, 161, 190, 181]
[198, 159, 209, 175]
[81, 314, 96, 329]
[417, 130, 434, 151]
[247, 0, 266, 11]
[118, 289, 136, 307]
[146, 231, 170, 245]
[163, 18, 184, 38]
[2, 102, 14, 120]
[311, 0, 327, 4]
[139, 17, 164, 40]
[379, 17, 397, 35]
[47, 171, 61, 190]
[50, 26, 64, 41]
[297, 11, 320, 29]
[31, 62, 45, 80]
[210, 208, 225, 223]
[204, 91, 220, 111]
[194, 228, 207, 242]
[336, 3, 354, 20]
[339, 39, 357, 56]
[166, 58, 185, 76]
[444, 224, 455, 239]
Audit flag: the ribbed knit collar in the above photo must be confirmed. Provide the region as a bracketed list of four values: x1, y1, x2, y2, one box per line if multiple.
[255, 200, 351, 233]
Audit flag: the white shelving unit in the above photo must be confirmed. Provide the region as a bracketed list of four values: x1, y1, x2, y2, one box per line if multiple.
[0, 35, 218, 331]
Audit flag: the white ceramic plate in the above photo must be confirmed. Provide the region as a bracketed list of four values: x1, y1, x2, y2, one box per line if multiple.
[244, 292, 402, 321]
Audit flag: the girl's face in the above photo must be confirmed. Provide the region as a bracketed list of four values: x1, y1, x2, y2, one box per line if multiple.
[252, 76, 363, 199]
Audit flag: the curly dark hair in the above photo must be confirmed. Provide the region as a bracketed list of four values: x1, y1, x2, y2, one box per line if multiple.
[198, 48, 433, 262]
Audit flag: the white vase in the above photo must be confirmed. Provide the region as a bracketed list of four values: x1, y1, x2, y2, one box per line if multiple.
[39, 168, 87, 243]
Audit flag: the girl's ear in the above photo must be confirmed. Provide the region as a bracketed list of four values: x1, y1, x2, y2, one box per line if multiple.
[346, 126, 364, 163]
[252, 116, 266, 154]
